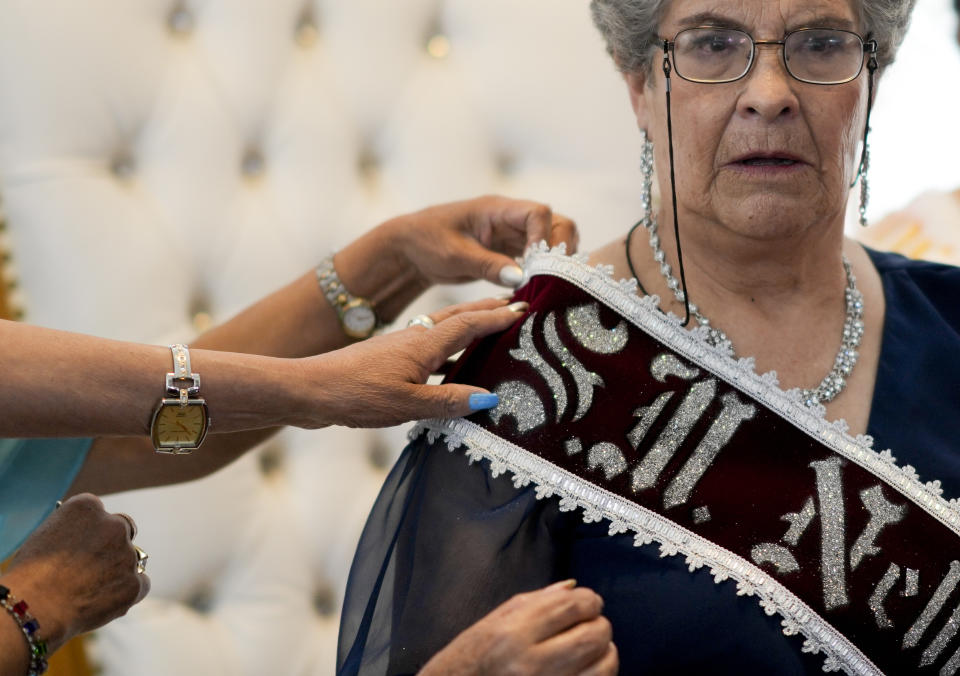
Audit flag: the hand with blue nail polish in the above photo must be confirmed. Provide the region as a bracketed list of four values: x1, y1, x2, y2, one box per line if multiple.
[468, 393, 500, 411]
[289, 297, 530, 429]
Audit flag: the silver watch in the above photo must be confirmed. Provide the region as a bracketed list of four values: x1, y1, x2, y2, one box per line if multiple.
[316, 255, 380, 339]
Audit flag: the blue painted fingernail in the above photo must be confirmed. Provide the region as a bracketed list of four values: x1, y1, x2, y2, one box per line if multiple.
[469, 393, 500, 411]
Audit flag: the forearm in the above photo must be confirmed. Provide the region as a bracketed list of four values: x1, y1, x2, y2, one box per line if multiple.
[67, 428, 278, 496]
[0, 321, 316, 437]
[0, 610, 30, 676]
[198, 218, 424, 359]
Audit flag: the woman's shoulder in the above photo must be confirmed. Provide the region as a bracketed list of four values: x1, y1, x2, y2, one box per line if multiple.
[867, 246, 960, 329]
[867, 246, 960, 281]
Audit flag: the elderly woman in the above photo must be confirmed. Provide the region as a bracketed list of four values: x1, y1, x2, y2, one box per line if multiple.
[338, 0, 960, 674]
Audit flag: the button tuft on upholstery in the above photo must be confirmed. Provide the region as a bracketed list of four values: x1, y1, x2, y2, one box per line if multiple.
[168, 4, 195, 36]
[242, 148, 266, 178]
[192, 311, 213, 334]
[495, 151, 518, 177]
[110, 153, 136, 180]
[356, 146, 379, 184]
[188, 291, 213, 332]
[425, 34, 451, 60]
[295, 8, 319, 48]
[258, 442, 285, 477]
[366, 438, 392, 470]
[185, 586, 216, 614]
[313, 584, 336, 617]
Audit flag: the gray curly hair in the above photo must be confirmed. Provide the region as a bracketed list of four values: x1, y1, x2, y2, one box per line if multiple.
[590, 0, 917, 76]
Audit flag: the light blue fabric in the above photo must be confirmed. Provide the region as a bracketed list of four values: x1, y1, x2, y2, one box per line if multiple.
[0, 438, 91, 560]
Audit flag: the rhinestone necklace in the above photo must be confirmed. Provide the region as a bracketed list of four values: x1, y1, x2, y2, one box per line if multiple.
[640, 215, 864, 407]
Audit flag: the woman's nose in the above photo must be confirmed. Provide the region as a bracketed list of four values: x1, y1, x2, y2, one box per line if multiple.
[737, 47, 799, 122]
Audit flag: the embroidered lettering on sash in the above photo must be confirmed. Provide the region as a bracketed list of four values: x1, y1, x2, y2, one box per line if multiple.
[903, 561, 960, 650]
[810, 457, 850, 611]
[851, 486, 906, 571]
[751, 543, 800, 574]
[905, 568, 920, 598]
[587, 442, 628, 480]
[510, 314, 567, 421]
[629, 393, 674, 449]
[781, 497, 816, 546]
[490, 381, 546, 432]
[544, 311, 604, 421]
[870, 563, 901, 629]
[565, 303, 629, 354]
[663, 392, 756, 509]
[651, 353, 700, 383]
[692, 506, 712, 524]
[631, 379, 716, 493]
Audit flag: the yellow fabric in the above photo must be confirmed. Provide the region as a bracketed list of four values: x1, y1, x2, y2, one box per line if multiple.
[47, 637, 92, 676]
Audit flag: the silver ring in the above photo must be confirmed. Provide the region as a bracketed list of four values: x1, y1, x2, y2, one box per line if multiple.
[407, 314, 435, 330]
[134, 546, 149, 575]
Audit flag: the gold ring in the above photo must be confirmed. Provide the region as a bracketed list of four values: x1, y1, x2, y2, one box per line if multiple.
[407, 314, 435, 330]
[134, 546, 149, 575]
[117, 513, 138, 540]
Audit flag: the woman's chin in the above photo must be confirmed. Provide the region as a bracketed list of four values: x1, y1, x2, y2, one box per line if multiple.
[712, 197, 830, 241]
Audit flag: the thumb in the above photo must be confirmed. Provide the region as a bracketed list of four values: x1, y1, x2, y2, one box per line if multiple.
[459, 237, 524, 287]
[409, 383, 500, 420]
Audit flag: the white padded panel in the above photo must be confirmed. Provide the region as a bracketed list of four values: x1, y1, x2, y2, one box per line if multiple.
[0, 1, 642, 673]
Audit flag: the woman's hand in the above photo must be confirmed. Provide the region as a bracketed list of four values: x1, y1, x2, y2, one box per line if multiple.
[420, 580, 618, 676]
[0, 495, 149, 654]
[289, 298, 528, 428]
[387, 195, 579, 287]
[333, 196, 578, 323]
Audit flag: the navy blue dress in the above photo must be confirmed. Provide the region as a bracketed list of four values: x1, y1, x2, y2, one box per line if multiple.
[337, 249, 960, 675]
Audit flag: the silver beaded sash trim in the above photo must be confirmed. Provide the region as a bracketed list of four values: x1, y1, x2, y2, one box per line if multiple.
[410, 417, 880, 675]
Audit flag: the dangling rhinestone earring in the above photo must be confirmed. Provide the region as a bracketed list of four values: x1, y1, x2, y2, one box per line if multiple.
[640, 130, 655, 224]
[857, 139, 871, 228]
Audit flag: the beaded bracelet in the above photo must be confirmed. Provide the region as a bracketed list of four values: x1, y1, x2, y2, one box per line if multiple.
[0, 585, 48, 676]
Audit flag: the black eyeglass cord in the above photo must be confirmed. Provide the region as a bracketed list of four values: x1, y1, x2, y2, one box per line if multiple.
[663, 44, 693, 327]
[851, 48, 878, 188]
[625, 219, 650, 298]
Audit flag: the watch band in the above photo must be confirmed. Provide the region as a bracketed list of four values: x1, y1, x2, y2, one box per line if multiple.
[316, 254, 381, 338]
[167, 344, 201, 405]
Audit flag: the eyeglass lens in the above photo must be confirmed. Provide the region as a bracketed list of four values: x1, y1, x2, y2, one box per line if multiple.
[672, 28, 865, 84]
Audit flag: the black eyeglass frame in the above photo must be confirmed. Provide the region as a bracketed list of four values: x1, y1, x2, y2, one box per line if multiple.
[661, 27, 879, 86]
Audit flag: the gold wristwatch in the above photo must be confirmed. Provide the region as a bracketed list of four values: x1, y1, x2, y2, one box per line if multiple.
[316, 255, 381, 340]
[150, 344, 210, 454]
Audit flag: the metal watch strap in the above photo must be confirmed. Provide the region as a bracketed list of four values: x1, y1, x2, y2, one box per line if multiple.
[315, 254, 380, 332]
[166, 344, 201, 405]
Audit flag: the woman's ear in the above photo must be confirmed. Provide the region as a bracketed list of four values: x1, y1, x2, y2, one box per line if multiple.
[623, 70, 651, 131]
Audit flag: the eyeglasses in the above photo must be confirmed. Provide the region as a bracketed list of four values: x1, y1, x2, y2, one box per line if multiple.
[663, 27, 878, 85]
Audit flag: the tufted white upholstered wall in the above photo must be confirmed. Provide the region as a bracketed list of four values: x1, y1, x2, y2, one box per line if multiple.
[0, 1, 642, 673]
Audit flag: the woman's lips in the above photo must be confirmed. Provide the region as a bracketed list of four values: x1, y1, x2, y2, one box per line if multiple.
[725, 154, 808, 176]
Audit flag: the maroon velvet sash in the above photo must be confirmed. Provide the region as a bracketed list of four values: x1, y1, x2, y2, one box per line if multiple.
[418, 251, 960, 675]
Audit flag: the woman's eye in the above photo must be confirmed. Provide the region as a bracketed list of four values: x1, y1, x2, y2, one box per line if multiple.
[693, 35, 733, 53]
[801, 36, 845, 55]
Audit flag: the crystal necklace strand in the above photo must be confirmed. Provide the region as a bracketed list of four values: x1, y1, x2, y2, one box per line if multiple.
[642, 214, 865, 407]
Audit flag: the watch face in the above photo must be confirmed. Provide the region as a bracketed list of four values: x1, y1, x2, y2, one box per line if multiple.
[153, 401, 209, 449]
[344, 304, 377, 338]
